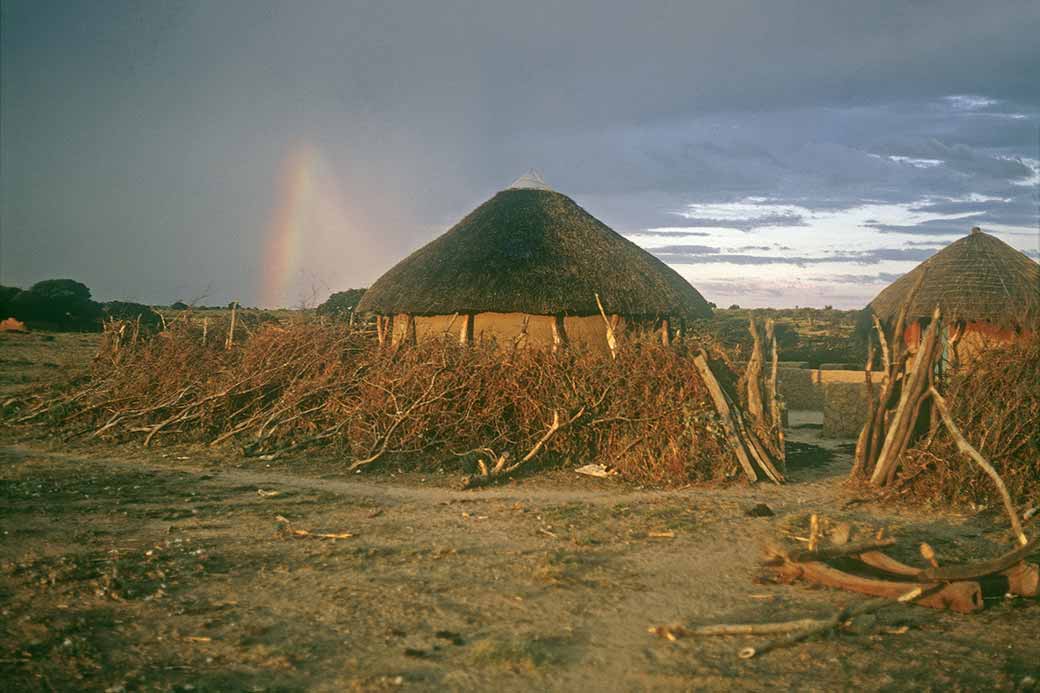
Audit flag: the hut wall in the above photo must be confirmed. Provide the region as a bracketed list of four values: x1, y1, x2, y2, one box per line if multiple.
[903, 318, 1031, 361]
[389, 312, 623, 353]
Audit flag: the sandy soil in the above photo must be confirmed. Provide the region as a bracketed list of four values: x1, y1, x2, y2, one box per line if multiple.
[1, 331, 1036, 691]
[1, 427, 1037, 692]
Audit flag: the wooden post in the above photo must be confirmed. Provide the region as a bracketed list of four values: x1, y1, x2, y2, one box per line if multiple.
[459, 314, 474, 345]
[402, 313, 417, 346]
[765, 319, 785, 465]
[594, 293, 618, 360]
[661, 318, 671, 346]
[225, 301, 238, 350]
[376, 315, 387, 347]
[745, 317, 765, 425]
[551, 314, 568, 353]
[202, 317, 208, 346]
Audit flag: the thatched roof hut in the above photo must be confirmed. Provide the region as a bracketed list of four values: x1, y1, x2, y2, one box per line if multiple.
[866, 227, 1039, 355]
[358, 174, 712, 349]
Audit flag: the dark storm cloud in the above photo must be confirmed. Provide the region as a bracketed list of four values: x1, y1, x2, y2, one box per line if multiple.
[909, 197, 1039, 228]
[1, 0, 1038, 306]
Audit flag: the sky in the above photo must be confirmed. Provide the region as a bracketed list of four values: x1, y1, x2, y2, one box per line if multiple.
[2, 0, 1038, 309]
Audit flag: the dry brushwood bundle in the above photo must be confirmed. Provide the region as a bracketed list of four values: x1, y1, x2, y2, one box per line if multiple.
[5, 321, 780, 487]
[853, 285, 1038, 525]
[896, 339, 1040, 509]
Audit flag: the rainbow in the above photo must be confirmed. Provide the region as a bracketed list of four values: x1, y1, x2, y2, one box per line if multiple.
[261, 144, 350, 308]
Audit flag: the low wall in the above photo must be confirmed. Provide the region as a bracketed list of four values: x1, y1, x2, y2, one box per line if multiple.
[778, 366, 871, 438]
[821, 382, 870, 438]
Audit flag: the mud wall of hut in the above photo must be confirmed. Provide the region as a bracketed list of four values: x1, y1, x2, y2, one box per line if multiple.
[389, 312, 625, 353]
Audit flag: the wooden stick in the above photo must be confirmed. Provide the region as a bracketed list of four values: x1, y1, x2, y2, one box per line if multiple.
[650, 618, 828, 639]
[852, 338, 876, 476]
[928, 385, 1028, 546]
[693, 352, 758, 482]
[738, 586, 933, 659]
[594, 293, 618, 360]
[783, 538, 897, 563]
[870, 306, 941, 486]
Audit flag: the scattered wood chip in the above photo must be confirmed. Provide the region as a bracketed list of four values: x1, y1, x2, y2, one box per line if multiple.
[648, 531, 675, 539]
[275, 515, 353, 540]
[184, 636, 211, 643]
[575, 463, 613, 478]
[829, 522, 851, 546]
[648, 624, 687, 641]
[257, 489, 280, 498]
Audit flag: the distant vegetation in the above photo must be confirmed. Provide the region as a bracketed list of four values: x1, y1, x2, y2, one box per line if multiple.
[0, 279, 161, 332]
[317, 289, 366, 319]
[699, 307, 865, 368]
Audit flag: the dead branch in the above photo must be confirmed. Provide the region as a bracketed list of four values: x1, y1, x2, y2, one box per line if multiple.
[594, 292, 619, 360]
[737, 586, 934, 659]
[462, 405, 587, 488]
[928, 385, 1028, 546]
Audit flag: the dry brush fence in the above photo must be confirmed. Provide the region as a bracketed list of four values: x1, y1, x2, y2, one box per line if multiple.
[4, 315, 787, 487]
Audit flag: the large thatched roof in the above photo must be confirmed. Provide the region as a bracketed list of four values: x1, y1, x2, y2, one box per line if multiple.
[358, 183, 712, 318]
[867, 228, 1040, 328]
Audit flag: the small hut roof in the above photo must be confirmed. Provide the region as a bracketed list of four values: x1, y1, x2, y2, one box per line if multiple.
[867, 228, 1040, 328]
[358, 186, 713, 318]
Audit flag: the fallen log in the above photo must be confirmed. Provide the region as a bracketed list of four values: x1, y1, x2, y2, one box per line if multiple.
[781, 538, 897, 564]
[777, 560, 983, 613]
[858, 551, 1039, 597]
[916, 534, 1039, 582]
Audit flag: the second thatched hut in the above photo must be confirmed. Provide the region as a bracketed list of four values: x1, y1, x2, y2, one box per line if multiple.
[357, 174, 712, 351]
[866, 227, 1039, 360]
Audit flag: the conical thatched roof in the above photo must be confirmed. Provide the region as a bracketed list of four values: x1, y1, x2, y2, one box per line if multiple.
[867, 228, 1040, 328]
[358, 185, 712, 318]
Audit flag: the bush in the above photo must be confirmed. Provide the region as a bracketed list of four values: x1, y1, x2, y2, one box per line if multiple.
[8, 279, 102, 330]
[317, 289, 366, 318]
[101, 301, 163, 330]
[0, 285, 22, 318]
[170, 301, 190, 310]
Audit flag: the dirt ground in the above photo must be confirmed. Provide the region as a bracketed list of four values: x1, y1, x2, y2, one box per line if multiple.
[1, 332, 1038, 691]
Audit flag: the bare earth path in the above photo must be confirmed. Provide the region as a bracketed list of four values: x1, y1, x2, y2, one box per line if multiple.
[1, 429, 1037, 692]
